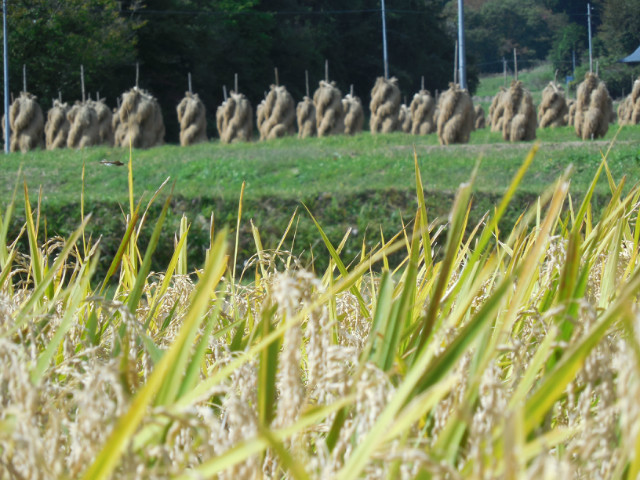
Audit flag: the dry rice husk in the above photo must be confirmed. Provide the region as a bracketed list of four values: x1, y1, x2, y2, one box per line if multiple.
[436, 83, 474, 145]
[369, 76, 401, 134]
[409, 90, 436, 135]
[566, 99, 576, 126]
[617, 79, 640, 125]
[474, 104, 486, 130]
[176, 92, 207, 146]
[115, 87, 165, 148]
[489, 87, 507, 133]
[67, 101, 100, 149]
[3, 91, 45, 152]
[538, 82, 568, 128]
[296, 97, 316, 138]
[313, 81, 344, 137]
[398, 104, 412, 133]
[574, 73, 612, 140]
[342, 93, 364, 135]
[45, 100, 70, 150]
[216, 91, 253, 144]
[500, 80, 537, 142]
[91, 98, 114, 146]
[259, 85, 296, 141]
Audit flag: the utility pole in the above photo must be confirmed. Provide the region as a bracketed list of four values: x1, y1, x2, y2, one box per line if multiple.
[381, 0, 389, 79]
[457, 0, 467, 89]
[454, 41, 458, 84]
[588, 3, 593, 73]
[3, 0, 9, 154]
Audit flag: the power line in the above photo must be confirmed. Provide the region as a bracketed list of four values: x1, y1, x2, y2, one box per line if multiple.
[124, 8, 434, 17]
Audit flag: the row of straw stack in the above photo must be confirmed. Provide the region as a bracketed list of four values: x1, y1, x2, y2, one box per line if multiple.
[3, 72, 621, 151]
[3, 87, 165, 152]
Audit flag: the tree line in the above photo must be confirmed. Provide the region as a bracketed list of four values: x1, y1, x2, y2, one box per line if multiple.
[3, 0, 639, 142]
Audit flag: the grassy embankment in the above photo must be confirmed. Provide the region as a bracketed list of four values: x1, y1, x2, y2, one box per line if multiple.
[1, 122, 639, 274]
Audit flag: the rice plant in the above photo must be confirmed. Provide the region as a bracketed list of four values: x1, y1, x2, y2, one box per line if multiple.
[1, 139, 640, 480]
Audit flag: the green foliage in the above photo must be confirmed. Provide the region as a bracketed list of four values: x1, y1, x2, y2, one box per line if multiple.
[448, 0, 561, 74]
[597, 0, 640, 56]
[549, 23, 585, 77]
[134, 0, 460, 141]
[4, 0, 140, 104]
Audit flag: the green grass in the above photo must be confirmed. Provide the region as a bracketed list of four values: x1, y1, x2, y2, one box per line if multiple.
[2, 124, 640, 275]
[474, 62, 556, 104]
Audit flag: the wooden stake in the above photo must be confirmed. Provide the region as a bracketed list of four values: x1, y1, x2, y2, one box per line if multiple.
[188, 72, 192, 94]
[421, 75, 425, 91]
[513, 48, 518, 81]
[596, 60, 599, 77]
[554, 69, 558, 85]
[305, 70, 310, 98]
[234, 73, 238, 93]
[81, 65, 85, 103]
[274, 67, 279, 86]
[22, 64, 26, 93]
[350, 84, 354, 97]
[223, 85, 228, 101]
[503, 57, 507, 87]
[58, 91, 61, 102]
[325, 59, 329, 82]
[135, 62, 139, 88]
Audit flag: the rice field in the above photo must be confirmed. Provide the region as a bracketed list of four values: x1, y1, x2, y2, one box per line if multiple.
[1, 135, 640, 478]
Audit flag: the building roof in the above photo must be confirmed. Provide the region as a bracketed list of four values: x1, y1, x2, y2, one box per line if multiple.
[620, 45, 640, 63]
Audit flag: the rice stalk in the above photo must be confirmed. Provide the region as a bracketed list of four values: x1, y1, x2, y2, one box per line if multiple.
[1, 138, 640, 480]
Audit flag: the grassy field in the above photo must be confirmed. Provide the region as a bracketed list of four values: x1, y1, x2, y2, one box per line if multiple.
[1, 63, 637, 273]
[1, 121, 639, 274]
